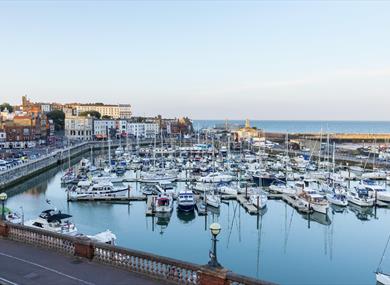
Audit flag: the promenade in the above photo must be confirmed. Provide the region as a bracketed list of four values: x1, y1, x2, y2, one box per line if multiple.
[0, 238, 166, 285]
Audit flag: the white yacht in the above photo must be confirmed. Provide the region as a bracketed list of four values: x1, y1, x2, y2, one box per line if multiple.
[296, 185, 329, 215]
[72, 181, 129, 198]
[177, 190, 196, 212]
[217, 184, 238, 195]
[25, 209, 78, 235]
[359, 179, 390, 202]
[115, 146, 124, 156]
[326, 192, 348, 207]
[140, 170, 177, 183]
[198, 172, 233, 183]
[269, 181, 296, 196]
[191, 182, 214, 193]
[205, 193, 221, 208]
[154, 193, 174, 213]
[347, 188, 375, 207]
[249, 192, 267, 209]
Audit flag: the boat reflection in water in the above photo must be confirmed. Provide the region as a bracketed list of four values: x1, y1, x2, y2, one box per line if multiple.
[207, 204, 221, 216]
[301, 211, 331, 226]
[176, 210, 196, 224]
[154, 212, 172, 235]
[348, 204, 374, 221]
[330, 204, 348, 214]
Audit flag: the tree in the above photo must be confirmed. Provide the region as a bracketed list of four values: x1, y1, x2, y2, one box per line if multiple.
[79, 110, 101, 119]
[101, 115, 113, 120]
[0, 103, 13, 113]
[47, 109, 65, 130]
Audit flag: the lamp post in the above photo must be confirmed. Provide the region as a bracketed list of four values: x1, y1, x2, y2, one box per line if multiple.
[0, 193, 8, 221]
[208, 222, 222, 268]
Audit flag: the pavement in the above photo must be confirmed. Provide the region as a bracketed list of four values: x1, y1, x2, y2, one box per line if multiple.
[0, 238, 168, 285]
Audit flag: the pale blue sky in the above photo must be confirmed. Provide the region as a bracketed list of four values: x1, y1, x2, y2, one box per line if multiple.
[1, 1, 389, 120]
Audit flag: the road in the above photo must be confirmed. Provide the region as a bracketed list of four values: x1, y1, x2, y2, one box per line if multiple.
[0, 238, 168, 285]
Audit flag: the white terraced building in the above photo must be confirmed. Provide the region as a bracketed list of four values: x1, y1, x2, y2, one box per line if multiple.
[127, 123, 159, 139]
[65, 115, 94, 141]
[73, 104, 132, 119]
[94, 119, 128, 138]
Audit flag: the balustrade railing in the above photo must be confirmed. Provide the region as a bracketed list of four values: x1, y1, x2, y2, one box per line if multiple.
[7, 223, 75, 255]
[94, 242, 200, 284]
[1, 222, 274, 285]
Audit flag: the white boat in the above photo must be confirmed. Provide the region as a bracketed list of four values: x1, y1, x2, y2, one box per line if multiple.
[249, 192, 267, 209]
[79, 158, 91, 171]
[5, 211, 23, 224]
[140, 171, 177, 183]
[115, 146, 124, 156]
[376, 230, 390, 285]
[377, 272, 390, 285]
[347, 188, 374, 207]
[72, 181, 129, 197]
[362, 171, 387, 180]
[191, 182, 214, 193]
[359, 179, 390, 202]
[217, 185, 238, 195]
[326, 193, 348, 207]
[297, 188, 329, 215]
[25, 209, 78, 235]
[177, 190, 196, 212]
[269, 181, 296, 196]
[154, 193, 174, 213]
[198, 172, 233, 183]
[87, 230, 117, 245]
[205, 193, 221, 208]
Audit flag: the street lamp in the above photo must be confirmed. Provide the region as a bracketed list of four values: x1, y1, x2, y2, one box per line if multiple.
[208, 223, 222, 268]
[0, 193, 8, 221]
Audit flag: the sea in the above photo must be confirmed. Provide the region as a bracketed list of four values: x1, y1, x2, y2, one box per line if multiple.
[193, 120, 390, 134]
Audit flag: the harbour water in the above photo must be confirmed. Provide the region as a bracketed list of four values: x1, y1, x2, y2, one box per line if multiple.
[4, 156, 390, 285]
[194, 120, 390, 134]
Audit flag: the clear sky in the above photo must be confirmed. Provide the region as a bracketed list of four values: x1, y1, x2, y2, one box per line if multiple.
[1, 1, 389, 120]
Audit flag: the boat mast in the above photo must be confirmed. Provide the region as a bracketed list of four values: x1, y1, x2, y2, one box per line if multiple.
[332, 142, 335, 188]
[318, 129, 323, 170]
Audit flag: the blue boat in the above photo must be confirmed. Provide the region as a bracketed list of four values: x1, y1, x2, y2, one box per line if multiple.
[177, 190, 196, 212]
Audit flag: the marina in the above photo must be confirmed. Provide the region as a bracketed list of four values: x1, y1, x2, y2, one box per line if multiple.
[4, 135, 390, 285]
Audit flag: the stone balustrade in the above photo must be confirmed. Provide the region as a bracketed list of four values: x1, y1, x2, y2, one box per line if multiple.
[0, 222, 275, 285]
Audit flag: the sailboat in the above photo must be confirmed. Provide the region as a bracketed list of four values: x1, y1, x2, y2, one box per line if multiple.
[376, 232, 390, 285]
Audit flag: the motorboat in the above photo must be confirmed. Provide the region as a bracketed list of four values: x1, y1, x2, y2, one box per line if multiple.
[326, 193, 348, 207]
[154, 193, 174, 213]
[25, 209, 78, 235]
[79, 158, 91, 172]
[140, 170, 177, 183]
[252, 171, 282, 187]
[269, 181, 296, 196]
[205, 193, 221, 208]
[198, 172, 233, 183]
[362, 171, 387, 180]
[249, 192, 267, 209]
[191, 182, 214, 193]
[217, 184, 238, 195]
[72, 181, 129, 197]
[359, 179, 390, 202]
[115, 146, 124, 156]
[177, 190, 196, 212]
[347, 188, 375, 207]
[87, 230, 117, 245]
[297, 187, 329, 215]
[376, 272, 390, 285]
